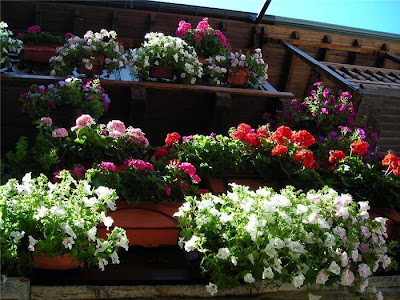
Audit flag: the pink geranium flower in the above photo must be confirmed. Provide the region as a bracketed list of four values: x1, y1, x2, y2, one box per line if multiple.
[196, 18, 210, 32]
[41, 117, 53, 127]
[126, 128, 149, 147]
[64, 32, 74, 39]
[107, 120, 126, 138]
[125, 158, 154, 171]
[176, 20, 192, 38]
[100, 161, 117, 172]
[72, 114, 94, 131]
[52, 128, 68, 138]
[27, 25, 41, 34]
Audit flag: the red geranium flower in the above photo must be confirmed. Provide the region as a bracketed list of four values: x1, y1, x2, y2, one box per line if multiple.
[271, 126, 292, 144]
[237, 123, 251, 133]
[292, 130, 316, 148]
[329, 150, 346, 164]
[256, 127, 269, 138]
[153, 148, 169, 159]
[165, 132, 181, 147]
[271, 144, 288, 157]
[351, 140, 368, 156]
[382, 153, 398, 169]
[245, 133, 260, 147]
[293, 149, 314, 169]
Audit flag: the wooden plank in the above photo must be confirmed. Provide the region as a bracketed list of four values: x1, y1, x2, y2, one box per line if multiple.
[1, 73, 295, 98]
[327, 65, 352, 79]
[353, 68, 379, 81]
[320, 62, 400, 76]
[291, 40, 375, 54]
[348, 79, 400, 87]
[341, 67, 366, 80]
[378, 71, 400, 83]
[279, 39, 359, 94]
[365, 70, 392, 83]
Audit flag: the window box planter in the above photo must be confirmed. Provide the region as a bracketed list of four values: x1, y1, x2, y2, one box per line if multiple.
[31, 252, 83, 270]
[98, 201, 182, 247]
[226, 68, 250, 86]
[149, 66, 174, 80]
[77, 55, 105, 76]
[22, 44, 60, 63]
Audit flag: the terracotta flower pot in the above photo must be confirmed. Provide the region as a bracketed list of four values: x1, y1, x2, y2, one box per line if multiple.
[198, 56, 208, 65]
[149, 66, 174, 80]
[77, 55, 105, 76]
[226, 68, 250, 86]
[32, 252, 83, 270]
[98, 201, 182, 247]
[22, 44, 60, 63]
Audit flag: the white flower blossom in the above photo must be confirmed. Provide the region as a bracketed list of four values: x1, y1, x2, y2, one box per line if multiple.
[62, 237, 75, 250]
[216, 248, 230, 260]
[206, 282, 218, 296]
[28, 236, 38, 251]
[110, 251, 120, 264]
[244, 273, 255, 283]
[10, 231, 25, 242]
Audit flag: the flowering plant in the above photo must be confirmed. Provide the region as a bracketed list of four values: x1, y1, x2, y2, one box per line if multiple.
[176, 18, 229, 58]
[19, 77, 110, 122]
[0, 21, 23, 68]
[205, 49, 268, 87]
[31, 116, 149, 175]
[49, 29, 128, 76]
[129, 32, 203, 84]
[176, 184, 397, 297]
[19, 25, 66, 45]
[0, 171, 129, 275]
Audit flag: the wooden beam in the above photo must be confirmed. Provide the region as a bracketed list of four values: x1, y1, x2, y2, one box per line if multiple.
[147, 14, 156, 32]
[291, 31, 300, 40]
[35, 4, 42, 27]
[254, 0, 271, 24]
[318, 48, 330, 62]
[249, 26, 257, 49]
[290, 40, 376, 54]
[349, 52, 360, 65]
[279, 39, 359, 94]
[385, 52, 400, 65]
[281, 53, 297, 92]
[73, 8, 82, 34]
[111, 10, 118, 31]
[258, 27, 265, 49]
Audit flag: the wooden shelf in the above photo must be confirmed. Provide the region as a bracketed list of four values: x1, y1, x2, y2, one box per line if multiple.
[0, 72, 294, 99]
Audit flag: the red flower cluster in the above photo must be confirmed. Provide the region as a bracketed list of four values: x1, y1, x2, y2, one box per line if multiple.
[231, 123, 261, 147]
[291, 130, 316, 148]
[329, 150, 346, 164]
[165, 132, 181, 147]
[271, 144, 288, 157]
[293, 149, 314, 169]
[271, 126, 292, 144]
[351, 140, 368, 156]
[382, 153, 400, 176]
[153, 148, 169, 159]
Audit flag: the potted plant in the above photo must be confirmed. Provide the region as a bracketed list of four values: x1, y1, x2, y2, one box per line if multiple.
[0, 21, 23, 70]
[0, 171, 128, 274]
[49, 29, 128, 76]
[19, 25, 69, 63]
[19, 77, 110, 125]
[205, 49, 268, 87]
[176, 17, 230, 62]
[129, 32, 203, 84]
[176, 184, 397, 297]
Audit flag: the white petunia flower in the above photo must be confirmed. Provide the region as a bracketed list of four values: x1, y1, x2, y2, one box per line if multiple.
[62, 237, 75, 250]
[87, 227, 97, 242]
[328, 261, 341, 275]
[244, 273, 255, 283]
[262, 267, 274, 279]
[110, 251, 120, 264]
[184, 235, 199, 252]
[231, 256, 238, 266]
[216, 248, 230, 260]
[34, 205, 48, 219]
[94, 240, 109, 255]
[206, 282, 218, 296]
[28, 236, 38, 251]
[293, 273, 305, 288]
[97, 257, 108, 271]
[60, 223, 77, 238]
[95, 186, 113, 199]
[101, 212, 114, 230]
[10, 231, 25, 242]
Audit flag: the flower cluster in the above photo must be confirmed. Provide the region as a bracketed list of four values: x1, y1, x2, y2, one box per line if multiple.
[382, 153, 400, 176]
[19, 77, 110, 122]
[20, 25, 65, 45]
[129, 32, 203, 84]
[49, 29, 128, 76]
[176, 18, 229, 58]
[0, 171, 129, 274]
[176, 185, 396, 297]
[205, 49, 268, 87]
[0, 21, 23, 67]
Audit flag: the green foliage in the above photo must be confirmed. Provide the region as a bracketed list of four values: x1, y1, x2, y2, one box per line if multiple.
[0, 22, 23, 67]
[20, 32, 64, 45]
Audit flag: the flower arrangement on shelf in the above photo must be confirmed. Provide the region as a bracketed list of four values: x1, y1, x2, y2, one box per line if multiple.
[19, 77, 110, 123]
[19, 25, 67, 45]
[176, 184, 397, 297]
[0, 171, 128, 274]
[130, 32, 203, 84]
[176, 17, 230, 59]
[205, 49, 268, 87]
[129, 32, 203, 84]
[31, 115, 149, 175]
[0, 21, 23, 68]
[49, 29, 128, 76]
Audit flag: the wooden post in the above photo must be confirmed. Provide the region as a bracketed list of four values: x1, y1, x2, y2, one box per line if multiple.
[213, 92, 232, 134]
[130, 87, 147, 128]
[111, 11, 118, 31]
[73, 8, 82, 34]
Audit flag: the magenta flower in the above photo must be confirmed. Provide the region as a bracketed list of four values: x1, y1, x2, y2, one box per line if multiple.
[72, 114, 94, 131]
[64, 32, 74, 39]
[126, 158, 154, 171]
[164, 184, 171, 196]
[194, 33, 202, 42]
[50, 99, 56, 109]
[176, 20, 192, 38]
[107, 120, 126, 138]
[27, 25, 41, 34]
[100, 161, 117, 172]
[321, 107, 329, 115]
[313, 81, 323, 86]
[52, 128, 68, 138]
[73, 166, 87, 179]
[323, 89, 329, 99]
[40, 117, 53, 127]
[196, 17, 210, 32]
[340, 91, 352, 100]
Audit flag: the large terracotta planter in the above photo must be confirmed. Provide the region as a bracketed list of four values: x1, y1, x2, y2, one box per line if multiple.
[22, 44, 60, 63]
[205, 171, 281, 195]
[32, 252, 83, 270]
[198, 56, 208, 65]
[149, 66, 174, 80]
[226, 68, 250, 86]
[77, 55, 105, 76]
[98, 201, 182, 247]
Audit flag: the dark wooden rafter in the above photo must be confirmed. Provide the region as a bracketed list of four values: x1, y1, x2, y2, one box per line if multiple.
[279, 39, 360, 95]
[111, 10, 118, 31]
[385, 52, 400, 65]
[147, 14, 156, 32]
[280, 51, 297, 92]
[253, 0, 271, 24]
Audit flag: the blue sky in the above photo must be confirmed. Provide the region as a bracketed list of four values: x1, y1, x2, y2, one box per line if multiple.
[151, 0, 400, 35]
